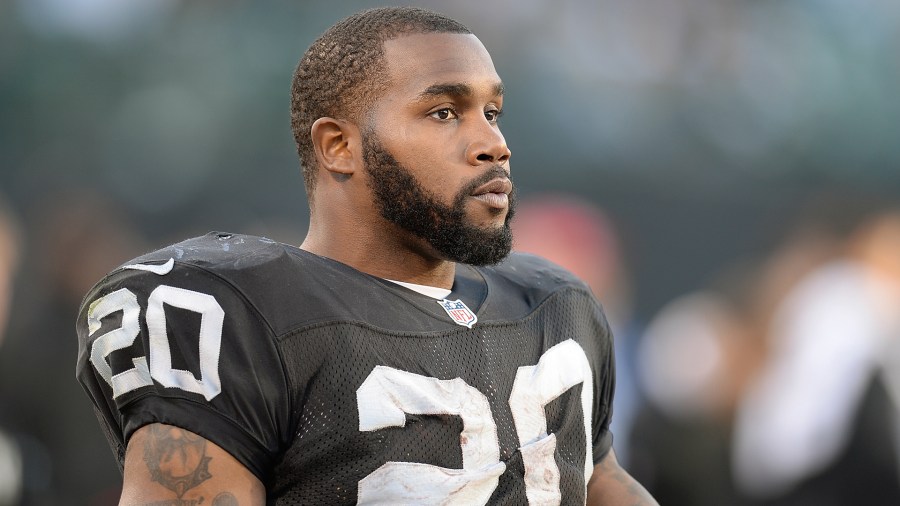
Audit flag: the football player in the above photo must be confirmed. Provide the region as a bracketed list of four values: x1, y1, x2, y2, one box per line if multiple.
[76, 7, 658, 505]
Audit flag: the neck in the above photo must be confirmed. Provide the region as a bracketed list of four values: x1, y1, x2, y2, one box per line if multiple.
[301, 216, 457, 289]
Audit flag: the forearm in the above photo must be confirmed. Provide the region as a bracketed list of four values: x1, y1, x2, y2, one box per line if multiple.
[586, 450, 659, 506]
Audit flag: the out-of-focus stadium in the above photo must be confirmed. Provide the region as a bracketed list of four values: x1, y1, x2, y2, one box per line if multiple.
[1, 1, 899, 504]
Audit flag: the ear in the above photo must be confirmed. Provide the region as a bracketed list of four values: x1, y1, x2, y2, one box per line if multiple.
[310, 117, 361, 176]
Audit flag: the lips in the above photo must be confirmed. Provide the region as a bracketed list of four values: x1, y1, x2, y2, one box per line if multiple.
[470, 177, 512, 209]
[471, 178, 513, 197]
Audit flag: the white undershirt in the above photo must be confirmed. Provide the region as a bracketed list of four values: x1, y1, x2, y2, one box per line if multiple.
[385, 279, 452, 300]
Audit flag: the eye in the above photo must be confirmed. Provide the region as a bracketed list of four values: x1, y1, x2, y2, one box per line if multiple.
[485, 108, 503, 124]
[429, 108, 458, 121]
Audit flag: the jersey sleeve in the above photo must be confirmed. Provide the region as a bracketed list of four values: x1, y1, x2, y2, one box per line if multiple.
[75, 261, 290, 482]
[590, 299, 617, 464]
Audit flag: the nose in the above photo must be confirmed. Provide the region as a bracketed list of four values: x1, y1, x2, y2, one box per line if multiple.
[466, 125, 511, 166]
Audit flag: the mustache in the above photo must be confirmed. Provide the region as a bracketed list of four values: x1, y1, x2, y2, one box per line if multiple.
[459, 166, 513, 197]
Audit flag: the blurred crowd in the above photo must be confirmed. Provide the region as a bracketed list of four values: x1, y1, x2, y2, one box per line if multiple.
[514, 193, 900, 506]
[0, 190, 149, 505]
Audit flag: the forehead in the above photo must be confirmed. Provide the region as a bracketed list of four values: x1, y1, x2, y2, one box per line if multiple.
[381, 33, 501, 98]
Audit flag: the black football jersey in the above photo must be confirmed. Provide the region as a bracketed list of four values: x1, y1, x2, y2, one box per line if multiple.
[76, 232, 616, 505]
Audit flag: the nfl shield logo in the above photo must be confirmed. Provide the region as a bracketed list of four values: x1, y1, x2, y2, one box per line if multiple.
[437, 299, 478, 328]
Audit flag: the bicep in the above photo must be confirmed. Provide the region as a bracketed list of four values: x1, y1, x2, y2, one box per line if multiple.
[586, 449, 659, 506]
[119, 423, 265, 506]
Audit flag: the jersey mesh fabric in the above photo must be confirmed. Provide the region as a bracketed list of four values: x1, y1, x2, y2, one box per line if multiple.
[269, 290, 612, 505]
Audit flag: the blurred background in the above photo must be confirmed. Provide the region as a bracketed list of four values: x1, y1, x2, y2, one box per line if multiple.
[2, 0, 900, 504]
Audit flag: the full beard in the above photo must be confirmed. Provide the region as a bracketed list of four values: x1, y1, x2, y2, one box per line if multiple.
[362, 133, 516, 266]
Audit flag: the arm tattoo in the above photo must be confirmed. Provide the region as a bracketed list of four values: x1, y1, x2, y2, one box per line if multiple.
[143, 425, 213, 498]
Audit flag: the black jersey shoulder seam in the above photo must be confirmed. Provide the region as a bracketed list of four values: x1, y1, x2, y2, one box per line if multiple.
[161, 258, 280, 335]
[273, 285, 599, 342]
[475, 254, 595, 321]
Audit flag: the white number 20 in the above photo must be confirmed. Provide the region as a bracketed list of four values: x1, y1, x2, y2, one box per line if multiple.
[356, 339, 594, 506]
[87, 286, 224, 401]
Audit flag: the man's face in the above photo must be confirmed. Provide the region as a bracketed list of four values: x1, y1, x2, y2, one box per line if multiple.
[363, 32, 514, 265]
[363, 131, 515, 265]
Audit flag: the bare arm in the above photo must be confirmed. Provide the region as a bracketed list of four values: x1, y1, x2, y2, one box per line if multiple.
[119, 423, 266, 506]
[587, 449, 659, 506]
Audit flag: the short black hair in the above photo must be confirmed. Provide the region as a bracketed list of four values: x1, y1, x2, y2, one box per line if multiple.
[290, 7, 471, 197]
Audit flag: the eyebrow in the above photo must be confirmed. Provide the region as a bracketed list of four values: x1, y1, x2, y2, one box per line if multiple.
[415, 82, 505, 102]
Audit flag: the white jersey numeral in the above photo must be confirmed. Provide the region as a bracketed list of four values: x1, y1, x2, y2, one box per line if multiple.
[146, 285, 224, 401]
[88, 288, 152, 397]
[356, 339, 593, 505]
[87, 285, 225, 401]
[509, 340, 595, 504]
[357, 367, 505, 505]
